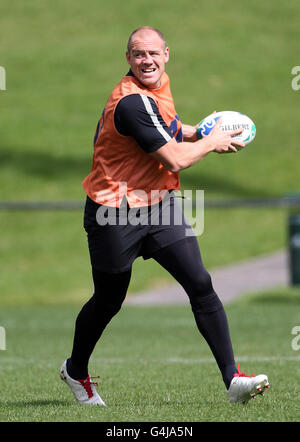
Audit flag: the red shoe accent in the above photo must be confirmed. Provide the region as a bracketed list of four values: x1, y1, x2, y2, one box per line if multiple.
[78, 375, 100, 398]
[233, 363, 255, 378]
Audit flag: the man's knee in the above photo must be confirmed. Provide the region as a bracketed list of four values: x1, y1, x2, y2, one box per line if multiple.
[187, 271, 223, 314]
[185, 269, 214, 298]
[92, 268, 131, 315]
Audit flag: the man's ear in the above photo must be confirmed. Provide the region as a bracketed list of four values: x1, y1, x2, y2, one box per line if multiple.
[164, 47, 170, 63]
[126, 51, 131, 65]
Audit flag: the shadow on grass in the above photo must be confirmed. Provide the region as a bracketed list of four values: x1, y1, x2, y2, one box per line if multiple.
[1, 147, 275, 198]
[2, 399, 70, 407]
[180, 167, 275, 198]
[240, 289, 300, 305]
[1, 148, 91, 180]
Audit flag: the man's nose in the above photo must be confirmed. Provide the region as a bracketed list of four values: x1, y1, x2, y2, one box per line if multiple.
[144, 52, 153, 63]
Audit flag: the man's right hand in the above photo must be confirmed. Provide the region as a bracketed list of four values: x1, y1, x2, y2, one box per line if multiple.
[208, 118, 245, 154]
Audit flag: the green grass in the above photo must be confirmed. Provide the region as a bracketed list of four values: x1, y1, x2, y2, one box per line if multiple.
[1, 287, 300, 422]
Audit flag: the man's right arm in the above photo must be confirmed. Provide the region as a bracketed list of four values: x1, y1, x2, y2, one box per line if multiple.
[150, 119, 245, 172]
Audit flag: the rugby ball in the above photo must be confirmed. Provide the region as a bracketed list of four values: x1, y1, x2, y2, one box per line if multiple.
[196, 111, 256, 148]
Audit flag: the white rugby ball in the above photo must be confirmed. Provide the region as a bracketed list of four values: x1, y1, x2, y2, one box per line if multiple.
[196, 111, 256, 148]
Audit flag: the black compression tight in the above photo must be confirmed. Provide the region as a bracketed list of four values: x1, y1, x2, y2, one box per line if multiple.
[68, 269, 131, 380]
[152, 237, 237, 388]
[68, 237, 237, 388]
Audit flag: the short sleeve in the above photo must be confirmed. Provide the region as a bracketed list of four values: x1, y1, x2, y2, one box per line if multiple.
[114, 94, 173, 153]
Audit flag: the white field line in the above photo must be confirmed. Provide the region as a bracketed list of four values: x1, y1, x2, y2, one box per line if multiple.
[166, 355, 300, 364]
[92, 355, 300, 364]
[1, 355, 299, 370]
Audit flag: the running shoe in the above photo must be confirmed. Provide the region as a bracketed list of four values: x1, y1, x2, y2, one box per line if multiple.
[227, 364, 270, 404]
[60, 359, 106, 405]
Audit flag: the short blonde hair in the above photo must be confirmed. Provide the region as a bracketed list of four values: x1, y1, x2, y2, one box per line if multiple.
[127, 26, 166, 52]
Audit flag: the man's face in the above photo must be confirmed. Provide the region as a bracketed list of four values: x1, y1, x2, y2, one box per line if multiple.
[126, 30, 169, 89]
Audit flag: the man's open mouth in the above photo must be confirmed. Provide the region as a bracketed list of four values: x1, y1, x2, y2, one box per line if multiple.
[141, 68, 156, 73]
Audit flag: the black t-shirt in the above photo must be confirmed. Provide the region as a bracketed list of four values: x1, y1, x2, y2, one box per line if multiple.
[114, 93, 173, 153]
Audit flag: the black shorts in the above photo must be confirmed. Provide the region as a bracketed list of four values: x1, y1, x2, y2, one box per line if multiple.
[84, 192, 195, 273]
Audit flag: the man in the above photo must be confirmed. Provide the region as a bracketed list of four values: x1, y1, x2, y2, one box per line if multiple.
[60, 26, 270, 405]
